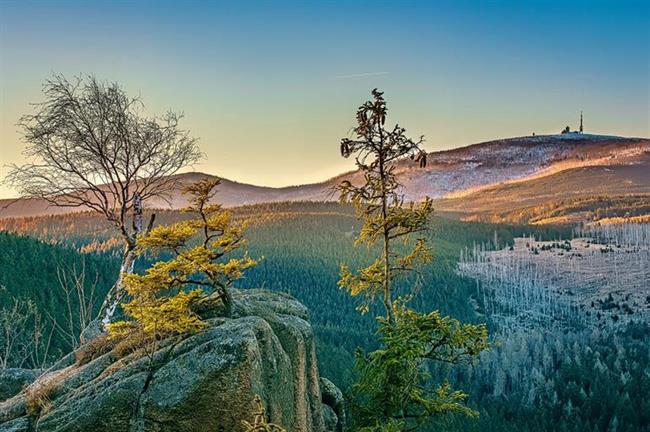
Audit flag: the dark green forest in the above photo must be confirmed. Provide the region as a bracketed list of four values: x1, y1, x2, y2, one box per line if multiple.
[0, 233, 116, 310]
[0, 205, 647, 431]
[0, 232, 117, 362]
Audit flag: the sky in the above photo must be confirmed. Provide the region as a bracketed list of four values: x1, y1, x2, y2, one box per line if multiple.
[0, 0, 648, 198]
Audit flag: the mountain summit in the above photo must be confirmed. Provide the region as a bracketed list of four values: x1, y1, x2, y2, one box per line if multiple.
[1, 134, 648, 219]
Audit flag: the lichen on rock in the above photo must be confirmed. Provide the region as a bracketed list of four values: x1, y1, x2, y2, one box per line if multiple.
[0, 289, 343, 432]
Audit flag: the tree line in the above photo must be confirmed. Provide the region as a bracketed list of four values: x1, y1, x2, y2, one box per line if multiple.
[3, 75, 647, 431]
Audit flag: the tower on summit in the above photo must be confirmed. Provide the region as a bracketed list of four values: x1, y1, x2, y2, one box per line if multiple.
[560, 112, 585, 135]
[579, 111, 583, 133]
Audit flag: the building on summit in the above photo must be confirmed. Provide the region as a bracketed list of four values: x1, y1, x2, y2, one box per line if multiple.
[561, 111, 584, 134]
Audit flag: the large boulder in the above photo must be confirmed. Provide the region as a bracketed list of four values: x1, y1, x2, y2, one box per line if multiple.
[0, 370, 42, 402]
[0, 290, 343, 432]
[319, 377, 345, 432]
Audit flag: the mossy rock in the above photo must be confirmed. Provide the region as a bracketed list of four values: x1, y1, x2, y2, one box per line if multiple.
[0, 290, 341, 432]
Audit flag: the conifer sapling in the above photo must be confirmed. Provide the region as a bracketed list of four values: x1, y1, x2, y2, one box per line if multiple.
[108, 178, 256, 355]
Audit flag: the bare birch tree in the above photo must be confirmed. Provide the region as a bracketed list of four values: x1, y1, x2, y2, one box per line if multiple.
[5, 74, 202, 327]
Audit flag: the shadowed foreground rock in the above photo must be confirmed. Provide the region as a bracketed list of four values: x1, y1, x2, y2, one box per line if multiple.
[0, 371, 42, 403]
[0, 290, 343, 432]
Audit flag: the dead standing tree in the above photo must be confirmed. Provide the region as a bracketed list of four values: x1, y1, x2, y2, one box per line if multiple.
[6, 74, 202, 328]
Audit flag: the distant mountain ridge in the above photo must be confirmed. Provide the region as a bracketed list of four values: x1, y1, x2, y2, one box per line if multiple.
[1, 133, 648, 219]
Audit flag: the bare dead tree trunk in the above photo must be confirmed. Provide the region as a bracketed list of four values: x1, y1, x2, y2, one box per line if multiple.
[133, 192, 143, 234]
[99, 243, 137, 328]
[98, 193, 145, 329]
[51, 262, 98, 350]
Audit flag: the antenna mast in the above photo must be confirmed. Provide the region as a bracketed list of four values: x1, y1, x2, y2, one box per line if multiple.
[579, 111, 583, 133]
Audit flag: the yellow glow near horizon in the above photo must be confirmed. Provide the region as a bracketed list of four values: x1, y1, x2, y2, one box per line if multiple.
[1, 1, 648, 199]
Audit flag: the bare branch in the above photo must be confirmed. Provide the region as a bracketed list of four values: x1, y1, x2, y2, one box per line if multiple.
[5, 74, 203, 326]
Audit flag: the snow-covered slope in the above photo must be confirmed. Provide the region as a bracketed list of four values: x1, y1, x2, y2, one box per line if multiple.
[395, 134, 649, 200]
[1, 134, 648, 218]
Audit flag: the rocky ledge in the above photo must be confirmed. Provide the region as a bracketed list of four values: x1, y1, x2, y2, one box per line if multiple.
[0, 289, 344, 432]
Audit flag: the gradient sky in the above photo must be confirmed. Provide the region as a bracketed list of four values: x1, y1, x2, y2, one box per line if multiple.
[1, 0, 648, 198]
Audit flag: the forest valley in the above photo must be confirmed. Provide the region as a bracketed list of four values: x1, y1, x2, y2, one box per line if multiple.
[0, 79, 648, 432]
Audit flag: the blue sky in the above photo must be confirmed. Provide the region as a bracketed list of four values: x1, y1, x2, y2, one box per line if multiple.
[0, 0, 648, 196]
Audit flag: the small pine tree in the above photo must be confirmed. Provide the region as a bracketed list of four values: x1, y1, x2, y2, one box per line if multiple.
[338, 89, 489, 431]
[338, 88, 431, 322]
[351, 302, 489, 430]
[108, 178, 256, 356]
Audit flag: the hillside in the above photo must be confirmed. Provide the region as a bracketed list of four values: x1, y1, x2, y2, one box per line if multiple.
[1, 204, 647, 431]
[438, 154, 650, 223]
[388, 133, 649, 201]
[1, 134, 648, 220]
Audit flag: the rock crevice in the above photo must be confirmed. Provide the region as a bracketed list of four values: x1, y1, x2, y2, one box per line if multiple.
[0, 290, 341, 432]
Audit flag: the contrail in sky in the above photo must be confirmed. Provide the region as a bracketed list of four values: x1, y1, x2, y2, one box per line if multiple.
[333, 72, 389, 79]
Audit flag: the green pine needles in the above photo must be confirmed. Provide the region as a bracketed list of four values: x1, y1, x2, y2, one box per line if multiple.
[338, 88, 431, 322]
[108, 178, 256, 357]
[337, 89, 489, 431]
[351, 302, 489, 431]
